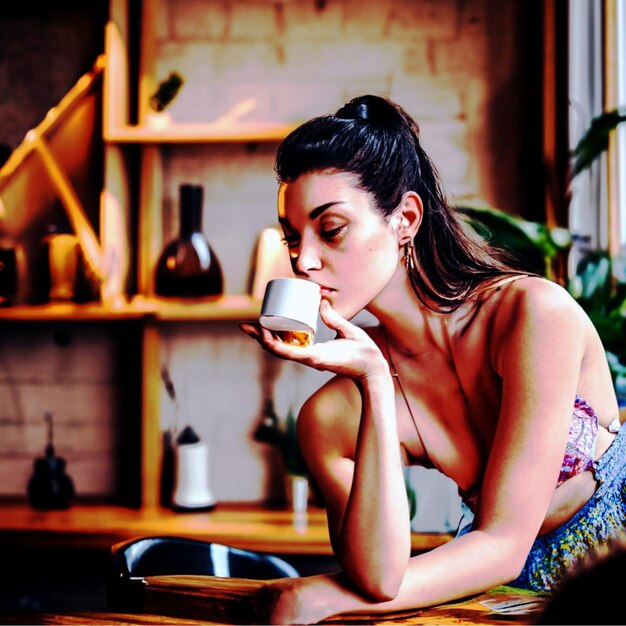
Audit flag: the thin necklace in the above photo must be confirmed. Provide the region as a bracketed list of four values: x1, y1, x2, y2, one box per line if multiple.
[382, 327, 431, 464]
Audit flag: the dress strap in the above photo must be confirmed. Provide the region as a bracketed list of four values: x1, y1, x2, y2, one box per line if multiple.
[382, 326, 431, 466]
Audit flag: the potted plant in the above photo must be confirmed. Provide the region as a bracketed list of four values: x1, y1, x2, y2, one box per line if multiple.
[253, 400, 312, 507]
[457, 107, 626, 402]
[456, 202, 572, 280]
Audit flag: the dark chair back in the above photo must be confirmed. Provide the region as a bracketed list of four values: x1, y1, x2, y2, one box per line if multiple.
[108, 535, 299, 611]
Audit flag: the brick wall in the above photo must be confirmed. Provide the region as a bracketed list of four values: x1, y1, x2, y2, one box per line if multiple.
[0, 324, 122, 498]
[156, 0, 541, 214]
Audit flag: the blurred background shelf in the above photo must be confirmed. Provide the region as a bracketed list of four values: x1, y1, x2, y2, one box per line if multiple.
[0, 295, 261, 322]
[104, 122, 297, 144]
[0, 501, 451, 555]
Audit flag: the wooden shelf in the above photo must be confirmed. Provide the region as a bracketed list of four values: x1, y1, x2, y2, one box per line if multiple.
[0, 502, 452, 555]
[0, 301, 151, 321]
[145, 295, 261, 321]
[0, 295, 261, 322]
[104, 122, 297, 144]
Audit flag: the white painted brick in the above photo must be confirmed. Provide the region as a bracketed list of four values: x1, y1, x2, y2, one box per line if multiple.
[68, 456, 119, 496]
[155, 41, 219, 81]
[340, 79, 390, 106]
[0, 459, 34, 496]
[18, 383, 117, 433]
[342, 0, 393, 40]
[0, 383, 26, 421]
[432, 36, 488, 77]
[387, 0, 459, 41]
[153, 0, 174, 40]
[390, 75, 463, 121]
[215, 42, 281, 79]
[282, 0, 343, 41]
[230, 2, 277, 40]
[154, 42, 221, 121]
[270, 82, 345, 123]
[0, 408, 117, 456]
[418, 118, 474, 198]
[283, 40, 403, 82]
[0, 326, 115, 384]
[154, 321, 333, 502]
[170, 0, 229, 40]
[401, 41, 432, 75]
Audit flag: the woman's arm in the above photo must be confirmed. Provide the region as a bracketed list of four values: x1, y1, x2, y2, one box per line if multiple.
[298, 371, 411, 601]
[389, 281, 588, 606]
[242, 300, 411, 599]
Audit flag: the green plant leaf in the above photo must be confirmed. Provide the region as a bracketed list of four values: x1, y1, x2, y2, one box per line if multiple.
[283, 407, 309, 476]
[572, 108, 626, 177]
[404, 473, 417, 521]
[574, 251, 612, 302]
[456, 204, 571, 276]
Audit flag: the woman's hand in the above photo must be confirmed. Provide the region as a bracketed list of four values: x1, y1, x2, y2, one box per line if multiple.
[254, 574, 356, 625]
[240, 299, 388, 382]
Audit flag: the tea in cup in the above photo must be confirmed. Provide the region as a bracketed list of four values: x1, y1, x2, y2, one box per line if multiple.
[259, 278, 321, 347]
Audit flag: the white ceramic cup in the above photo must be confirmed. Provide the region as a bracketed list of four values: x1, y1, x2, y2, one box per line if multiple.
[259, 278, 321, 346]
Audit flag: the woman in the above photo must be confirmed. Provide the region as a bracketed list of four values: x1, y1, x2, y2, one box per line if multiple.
[239, 95, 625, 624]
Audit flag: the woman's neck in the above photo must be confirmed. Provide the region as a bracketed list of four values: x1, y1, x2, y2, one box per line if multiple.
[366, 270, 449, 358]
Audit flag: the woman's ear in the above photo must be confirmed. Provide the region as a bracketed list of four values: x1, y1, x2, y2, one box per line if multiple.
[391, 191, 423, 244]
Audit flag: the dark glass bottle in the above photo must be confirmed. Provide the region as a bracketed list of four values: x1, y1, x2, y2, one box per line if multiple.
[27, 413, 75, 510]
[155, 184, 224, 297]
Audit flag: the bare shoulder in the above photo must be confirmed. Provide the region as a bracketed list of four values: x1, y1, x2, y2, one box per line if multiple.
[297, 374, 361, 460]
[487, 276, 589, 366]
[495, 275, 584, 322]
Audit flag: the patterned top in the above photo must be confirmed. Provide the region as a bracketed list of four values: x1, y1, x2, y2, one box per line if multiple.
[557, 395, 599, 485]
[464, 395, 606, 513]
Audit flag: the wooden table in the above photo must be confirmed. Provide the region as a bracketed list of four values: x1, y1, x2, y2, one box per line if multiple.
[1, 576, 547, 625]
[0, 502, 452, 555]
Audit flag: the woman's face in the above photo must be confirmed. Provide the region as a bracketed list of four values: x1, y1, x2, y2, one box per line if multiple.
[278, 171, 401, 320]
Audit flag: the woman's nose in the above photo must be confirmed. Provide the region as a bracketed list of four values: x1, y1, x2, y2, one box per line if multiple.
[293, 236, 322, 275]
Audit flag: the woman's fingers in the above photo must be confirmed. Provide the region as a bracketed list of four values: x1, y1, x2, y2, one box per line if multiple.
[319, 299, 368, 341]
[239, 321, 261, 340]
[319, 299, 355, 336]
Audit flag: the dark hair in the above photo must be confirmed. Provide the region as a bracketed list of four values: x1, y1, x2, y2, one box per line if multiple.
[275, 94, 523, 312]
[536, 537, 626, 625]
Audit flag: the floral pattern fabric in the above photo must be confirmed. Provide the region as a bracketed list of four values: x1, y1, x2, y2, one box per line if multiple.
[557, 395, 599, 485]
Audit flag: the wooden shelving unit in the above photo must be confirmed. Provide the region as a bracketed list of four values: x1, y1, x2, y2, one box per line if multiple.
[95, 0, 300, 512]
[0, 0, 291, 527]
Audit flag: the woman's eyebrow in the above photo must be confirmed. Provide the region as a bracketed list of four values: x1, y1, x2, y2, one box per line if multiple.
[279, 201, 346, 228]
[309, 201, 345, 220]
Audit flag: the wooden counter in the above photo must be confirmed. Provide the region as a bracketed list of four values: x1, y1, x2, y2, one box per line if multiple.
[0, 502, 453, 555]
[142, 575, 547, 625]
[0, 577, 546, 625]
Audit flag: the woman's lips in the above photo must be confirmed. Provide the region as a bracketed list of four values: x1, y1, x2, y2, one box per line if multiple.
[319, 286, 334, 297]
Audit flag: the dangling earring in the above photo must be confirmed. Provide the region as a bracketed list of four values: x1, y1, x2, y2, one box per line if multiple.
[402, 240, 415, 270]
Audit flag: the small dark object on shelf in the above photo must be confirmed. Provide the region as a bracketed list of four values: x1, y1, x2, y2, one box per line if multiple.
[149, 72, 184, 112]
[27, 412, 75, 510]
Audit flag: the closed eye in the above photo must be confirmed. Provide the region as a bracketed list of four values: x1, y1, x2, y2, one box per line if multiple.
[281, 235, 300, 250]
[321, 225, 346, 241]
